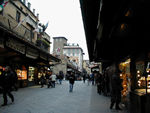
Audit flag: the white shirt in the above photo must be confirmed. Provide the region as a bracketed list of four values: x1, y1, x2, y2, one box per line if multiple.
[50, 74, 56, 81]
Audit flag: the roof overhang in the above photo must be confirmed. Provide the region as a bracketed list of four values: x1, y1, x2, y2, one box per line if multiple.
[80, 0, 149, 63]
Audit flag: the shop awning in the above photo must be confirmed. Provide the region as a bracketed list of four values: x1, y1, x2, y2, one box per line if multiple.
[0, 24, 60, 66]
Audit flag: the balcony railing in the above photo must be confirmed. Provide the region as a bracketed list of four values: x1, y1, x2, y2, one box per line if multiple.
[0, 15, 33, 42]
[42, 32, 50, 42]
[0, 15, 51, 53]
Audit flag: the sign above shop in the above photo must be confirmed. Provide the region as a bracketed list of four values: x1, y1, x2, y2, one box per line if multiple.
[6, 38, 25, 54]
[26, 47, 39, 59]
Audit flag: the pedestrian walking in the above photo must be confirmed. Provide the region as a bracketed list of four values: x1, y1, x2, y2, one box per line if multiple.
[50, 72, 57, 88]
[45, 72, 50, 85]
[110, 64, 123, 110]
[47, 75, 52, 88]
[58, 74, 63, 84]
[96, 73, 103, 95]
[90, 73, 95, 85]
[68, 71, 75, 92]
[83, 73, 86, 83]
[11, 69, 18, 91]
[1, 66, 14, 106]
[87, 74, 91, 85]
[40, 74, 45, 88]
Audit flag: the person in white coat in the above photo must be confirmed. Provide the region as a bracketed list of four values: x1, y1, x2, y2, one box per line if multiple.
[50, 73, 57, 88]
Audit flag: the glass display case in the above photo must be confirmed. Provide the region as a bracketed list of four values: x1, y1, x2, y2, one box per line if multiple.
[135, 61, 150, 94]
[28, 66, 35, 81]
[17, 69, 27, 80]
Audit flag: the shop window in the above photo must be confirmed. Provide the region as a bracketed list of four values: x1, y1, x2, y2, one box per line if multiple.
[136, 61, 150, 93]
[119, 59, 131, 97]
[16, 65, 27, 80]
[17, 69, 27, 80]
[28, 66, 35, 81]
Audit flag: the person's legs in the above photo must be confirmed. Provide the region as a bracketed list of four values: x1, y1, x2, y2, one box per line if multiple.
[2, 89, 7, 106]
[14, 84, 18, 91]
[59, 79, 62, 84]
[115, 98, 122, 110]
[51, 81, 55, 88]
[110, 100, 115, 109]
[41, 83, 43, 88]
[53, 81, 55, 87]
[7, 91, 14, 103]
[69, 84, 73, 92]
[97, 85, 101, 94]
[110, 96, 116, 109]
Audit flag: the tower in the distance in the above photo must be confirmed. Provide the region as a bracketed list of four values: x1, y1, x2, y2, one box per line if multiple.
[53, 37, 67, 56]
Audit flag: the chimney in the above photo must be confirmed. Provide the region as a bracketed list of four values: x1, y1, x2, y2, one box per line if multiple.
[27, 2, 31, 10]
[33, 9, 35, 14]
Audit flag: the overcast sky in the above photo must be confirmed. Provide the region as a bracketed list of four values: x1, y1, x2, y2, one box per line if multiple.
[28, 0, 89, 60]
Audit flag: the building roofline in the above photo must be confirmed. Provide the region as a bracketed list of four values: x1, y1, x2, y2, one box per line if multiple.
[63, 46, 84, 53]
[53, 36, 68, 41]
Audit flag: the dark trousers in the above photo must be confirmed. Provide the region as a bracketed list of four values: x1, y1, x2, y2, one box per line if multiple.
[3, 88, 14, 104]
[51, 81, 55, 87]
[110, 91, 121, 109]
[97, 84, 102, 94]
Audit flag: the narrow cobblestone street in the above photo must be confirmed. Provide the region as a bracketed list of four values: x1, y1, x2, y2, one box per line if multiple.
[0, 81, 129, 113]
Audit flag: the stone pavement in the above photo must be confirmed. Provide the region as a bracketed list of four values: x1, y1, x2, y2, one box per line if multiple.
[0, 81, 129, 113]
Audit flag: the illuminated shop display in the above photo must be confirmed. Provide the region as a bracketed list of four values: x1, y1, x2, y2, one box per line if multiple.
[119, 59, 131, 97]
[136, 62, 150, 93]
[28, 66, 35, 81]
[17, 65, 27, 80]
[17, 69, 27, 80]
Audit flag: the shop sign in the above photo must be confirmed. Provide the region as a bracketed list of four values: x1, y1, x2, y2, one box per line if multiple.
[6, 38, 25, 54]
[26, 47, 38, 59]
[0, 37, 4, 48]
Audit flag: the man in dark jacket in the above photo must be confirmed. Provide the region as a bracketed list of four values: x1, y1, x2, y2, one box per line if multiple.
[1, 66, 14, 106]
[96, 73, 103, 95]
[11, 69, 18, 91]
[110, 68, 123, 110]
[68, 72, 75, 92]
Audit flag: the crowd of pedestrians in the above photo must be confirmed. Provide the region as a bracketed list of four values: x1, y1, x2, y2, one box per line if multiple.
[0, 63, 123, 112]
[40, 71, 64, 88]
[39, 71, 76, 93]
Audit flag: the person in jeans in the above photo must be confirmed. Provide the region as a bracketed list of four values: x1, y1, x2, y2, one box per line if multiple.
[50, 72, 57, 88]
[68, 72, 75, 92]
